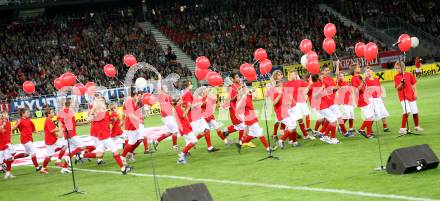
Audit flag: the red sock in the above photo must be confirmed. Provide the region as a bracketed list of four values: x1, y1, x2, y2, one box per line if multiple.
[305, 115, 310, 128]
[216, 130, 225, 140]
[366, 121, 373, 135]
[413, 114, 419, 127]
[31, 155, 39, 167]
[130, 140, 142, 153]
[290, 130, 298, 142]
[5, 160, 12, 171]
[54, 147, 62, 152]
[280, 123, 286, 131]
[339, 123, 347, 134]
[280, 130, 291, 141]
[329, 124, 336, 138]
[299, 122, 308, 137]
[156, 134, 169, 142]
[273, 122, 280, 136]
[143, 138, 149, 151]
[238, 130, 244, 140]
[113, 154, 124, 169]
[42, 157, 51, 168]
[259, 136, 269, 149]
[85, 146, 95, 153]
[172, 134, 177, 146]
[83, 152, 96, 158]
[240, 135, 254, 144]
[320, 120, 329, 133]
[227, 125, 236, 133]
[324, 125, 331, 136]
[314, 120, 322, 131]
[121, 144, 133, 157]
[349, 119, 354, 129]
[401, 114, 408, 128]
[69, 148, 83, 158]
[14, 153, 28, 159]
[360, 120, 368, 130]
[123, 139, 129, 148]
[204, 130, 212, 148]
[383, 122, 388, 129]
[182, 142, 194, 154]
[58, 149, 66, 160]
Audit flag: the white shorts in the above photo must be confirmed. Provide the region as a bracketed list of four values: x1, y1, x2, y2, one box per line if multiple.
[329, 104, 342, 119]
[96, 138, 118, 153]
[125, 129, 141, 145]
[361, 104, 374, 120]
[288, 106, 302, 121]
[190, 118, 210, 134]
[320, 108, 338, 123]
[401, 100, 418, 114]
[138, 124, 147, 139]
[207, 119, 221, 130]
[46, 144, 56, 157]
[23, 141, 36, 155]
[281, 116, 297, 130]
[162, 116, 179, 134]
[296, 102, 311, 116]
[312, 108, 324, 120]
[57, 139, 67, 147]
[6, 143, 16, 154]
[415, 68, 421, 73]
[233, 122, 246, 131]
[247, 122, 263, 137]
[183, 132, 198, 145]
[90, 136, 99, 146]
[370, 98, 389, 120]
[340, 105, 355, 119]
[67, 136, 83, 150]
[0, 148, 13, 162]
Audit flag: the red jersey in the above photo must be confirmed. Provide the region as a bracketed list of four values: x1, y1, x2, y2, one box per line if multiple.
[110, 111, 123, 138]
[336, 80, 353, 105]
[44, 117, 58, 145]
[159, 93, 173, 117]
[1, 119, 11, 144]
[310, 81, 330, 110]
[351, 74, 368, 107]
[174, 105, 192, 135]
[282, 80, 297, 107]
[394, 72, 417, 101]
[89, 104, 98, 137]
[202, 96, 216, 122]
[228, 83, 241, 109]
[292, 80, 309, 103]
[18, 117, 35, 144]
[415, 59, 421, 68]
[322, 76, 336, 105]
[0, 119, 10, 150]
[57, 108, 77, 139]
[123, 98, 141, 131]
[243, 95, 258, 126]
[365, 77, 382, 98]
[271, 90, 283, 121]
[96, 112, 111, 140]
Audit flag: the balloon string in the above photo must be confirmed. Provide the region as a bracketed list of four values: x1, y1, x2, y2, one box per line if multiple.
[114, 77, 125, 87]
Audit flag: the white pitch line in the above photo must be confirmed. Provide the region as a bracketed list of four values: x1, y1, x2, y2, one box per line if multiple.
[71, 168, 439, 201]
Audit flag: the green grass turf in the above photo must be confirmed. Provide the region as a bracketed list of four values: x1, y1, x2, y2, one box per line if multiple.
[2, 76, 440, 201]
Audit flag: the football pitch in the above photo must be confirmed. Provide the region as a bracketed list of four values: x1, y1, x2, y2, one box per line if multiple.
[2, 76, 440, 201]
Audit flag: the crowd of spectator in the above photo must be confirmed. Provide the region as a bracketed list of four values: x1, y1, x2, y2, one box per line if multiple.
[0, 8, 191, 101]
[149, 0, 381, 73]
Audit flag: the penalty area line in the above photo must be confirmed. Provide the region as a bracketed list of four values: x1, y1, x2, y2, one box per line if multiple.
[71, 167, 438, 201]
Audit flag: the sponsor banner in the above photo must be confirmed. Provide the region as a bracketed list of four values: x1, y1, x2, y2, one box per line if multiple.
[337, 57, 379, 70]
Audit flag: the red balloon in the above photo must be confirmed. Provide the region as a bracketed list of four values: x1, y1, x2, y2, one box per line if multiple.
[299, 39, 313, 54]
[364, 42, 379, 62]
[104, 64, 117, 78]
[398, 34, 412, 53]
[245, 74, 257, 82]
[53, 77, 64, 90]
[206, 71, 224, 86]
[73, 83, 86, 96]
[306, 50, 318, 62]
[85, 81, 97, 96]
[306, 60, 320, 75]
[354, 42, 366, 58]
[195, 67, 209, 80]
[254, 48, 268, 62]
[323, 23, 337, 38]
[259, 59, 272, 75]
[322, 38, 336, 55]
[141, 93, 152, 105]
[195, 56, 211, 69]
[123, 54, 137, 67]
[61, 72, 77, 86]
[240, 63, 256, 78]
[22, 81, 35, 94]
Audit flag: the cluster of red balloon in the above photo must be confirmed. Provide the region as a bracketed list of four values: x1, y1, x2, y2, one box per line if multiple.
[123, 54, 138, 67]
[397, 34, 419, 52]
[299, 39, 320, 75]
[239, 48, 272, 82]
[22, 81, 35, 94]
[104, 64, 117, 77]
[322, 23, 337, 55]
[141, 93, 157, 106]
[354, 42, 378, 62]
[194, 56, 223, 86]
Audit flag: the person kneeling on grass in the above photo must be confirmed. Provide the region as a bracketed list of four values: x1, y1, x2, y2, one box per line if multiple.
[173, 97, 198, 164]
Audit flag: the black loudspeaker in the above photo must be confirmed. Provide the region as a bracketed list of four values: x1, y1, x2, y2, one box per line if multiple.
[161, 183, 213, 201]
[386, 144, 439, 174]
